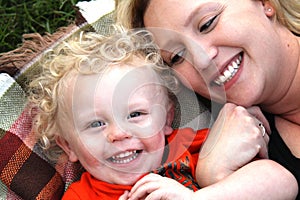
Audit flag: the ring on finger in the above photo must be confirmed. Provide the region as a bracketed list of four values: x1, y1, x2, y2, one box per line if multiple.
[258, 123, 266, 137]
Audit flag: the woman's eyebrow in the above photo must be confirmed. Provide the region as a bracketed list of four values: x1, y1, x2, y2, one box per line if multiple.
[184, 3, 219, 27]
[184, 4, 205, 27]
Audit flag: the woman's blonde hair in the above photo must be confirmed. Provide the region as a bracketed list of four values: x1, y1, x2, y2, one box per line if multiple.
[268, 0, 300, 35]
[28, 25, 178, 158]
[116, 0, 300, 35]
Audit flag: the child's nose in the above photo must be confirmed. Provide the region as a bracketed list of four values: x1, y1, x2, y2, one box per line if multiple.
[106, 124, 132, 143]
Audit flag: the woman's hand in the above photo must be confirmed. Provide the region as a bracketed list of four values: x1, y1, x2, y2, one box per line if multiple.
[196, 103, 270, 187]
[124, 173, 193, 200]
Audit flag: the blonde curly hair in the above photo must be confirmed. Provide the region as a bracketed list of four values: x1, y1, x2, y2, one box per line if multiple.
[28, 25, 178, 158]
[116, 0, 300, 35]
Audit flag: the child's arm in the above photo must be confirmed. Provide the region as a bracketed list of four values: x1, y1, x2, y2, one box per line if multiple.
[125, 160, 298, 200]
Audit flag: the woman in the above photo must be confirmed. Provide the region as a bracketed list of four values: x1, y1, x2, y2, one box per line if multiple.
[117, 0, 300, 197]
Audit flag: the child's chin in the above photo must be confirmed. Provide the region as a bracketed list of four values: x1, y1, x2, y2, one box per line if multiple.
[117, 173, 145, 185]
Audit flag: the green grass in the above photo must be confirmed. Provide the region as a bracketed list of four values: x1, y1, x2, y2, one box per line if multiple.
[0, 0, 80, 53]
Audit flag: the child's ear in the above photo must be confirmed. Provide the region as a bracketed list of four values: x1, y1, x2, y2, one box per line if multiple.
[55, 136, 78, 162]
[164, 102, 175, 136]
[166, 102, 175, 126]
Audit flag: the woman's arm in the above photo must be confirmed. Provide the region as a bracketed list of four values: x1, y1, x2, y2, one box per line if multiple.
[197, 103, 270, 186]
[123, 160, 297, 200]
[124, 160, 298, 200]
[195, 160, 298, 200]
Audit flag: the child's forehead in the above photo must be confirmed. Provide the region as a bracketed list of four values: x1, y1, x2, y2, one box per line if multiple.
[65, 66, 168, 114]
[103, 66, 163, 94]
[67, 63, 162, 91]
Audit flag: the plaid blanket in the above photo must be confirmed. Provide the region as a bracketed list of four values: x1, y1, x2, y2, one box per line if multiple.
[0, 10, 116, 200]
[0, 8, 211, 200]
[0, 70, 85, 200]
[0, 79, 55, 199]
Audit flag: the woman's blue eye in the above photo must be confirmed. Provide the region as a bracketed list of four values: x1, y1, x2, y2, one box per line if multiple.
[199, 15, 217, 32]
[90, 121, 105, 128]
[127, 112, 141, 119]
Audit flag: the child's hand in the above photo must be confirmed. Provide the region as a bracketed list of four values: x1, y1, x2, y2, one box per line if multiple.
[119, 190, 130, 200]
[127, 173, 193, 200]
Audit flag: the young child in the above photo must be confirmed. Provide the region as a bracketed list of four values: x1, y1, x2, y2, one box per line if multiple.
[28, 26, 297, 200]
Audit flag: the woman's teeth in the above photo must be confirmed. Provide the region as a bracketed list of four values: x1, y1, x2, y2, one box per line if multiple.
[109, 150, 139, 164]
[214, 54, 242, 86]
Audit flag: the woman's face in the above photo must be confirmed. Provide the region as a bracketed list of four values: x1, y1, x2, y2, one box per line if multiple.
[144, 0, 288, 107]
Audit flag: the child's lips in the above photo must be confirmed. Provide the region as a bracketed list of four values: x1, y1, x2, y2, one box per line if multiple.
[108, 150, 143, 164]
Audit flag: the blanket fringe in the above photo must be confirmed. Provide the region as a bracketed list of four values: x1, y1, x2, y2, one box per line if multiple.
[0, 24, 77, 76]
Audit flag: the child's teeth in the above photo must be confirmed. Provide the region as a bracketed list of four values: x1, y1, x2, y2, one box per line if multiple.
[109, 150, 139, 164]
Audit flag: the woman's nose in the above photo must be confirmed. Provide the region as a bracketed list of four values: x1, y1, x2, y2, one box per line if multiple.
[106, 124, 132, 143]
[188, 39, 217, 72]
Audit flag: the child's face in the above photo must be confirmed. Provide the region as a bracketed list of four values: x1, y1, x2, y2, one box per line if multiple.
[57, 64, 173, 185]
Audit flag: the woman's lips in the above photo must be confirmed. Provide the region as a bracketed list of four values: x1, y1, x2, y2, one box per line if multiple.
[213, 52, 243, 86]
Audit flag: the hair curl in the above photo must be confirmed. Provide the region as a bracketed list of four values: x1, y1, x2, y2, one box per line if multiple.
[28, 25, 178, 159]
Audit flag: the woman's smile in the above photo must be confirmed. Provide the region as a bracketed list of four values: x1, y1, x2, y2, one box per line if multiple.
[213, 52, 243, 87]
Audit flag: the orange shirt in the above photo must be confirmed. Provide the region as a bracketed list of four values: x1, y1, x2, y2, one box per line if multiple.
[62, 128, 208, 200]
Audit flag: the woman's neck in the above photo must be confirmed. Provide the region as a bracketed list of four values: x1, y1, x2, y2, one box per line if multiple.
[262, 36, 300, 125]
[275, 116, 300, 157]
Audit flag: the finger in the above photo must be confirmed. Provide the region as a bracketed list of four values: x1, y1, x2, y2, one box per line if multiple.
[258, 122, 270, 145]
[130, 174, 160, 195]
[129, 182, 159, 200]
[255, 124, 269, 159]
[144, 190, 168, 200]
[129, 174, 161, 200]
[257, 139, 269, 159]
[119, 191, 129, 200]
[252, 116, 270, 159]
[230, 106, 270, 157]
[247, 106, 271, 134]
[263, 131, 270, 144]
[144, 181, 193, 200]
[260, 126, 270, 158]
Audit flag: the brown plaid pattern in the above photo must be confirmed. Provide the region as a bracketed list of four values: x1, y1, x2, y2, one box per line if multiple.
[0, 81, 83, 199]
[0, 109, 76, 199]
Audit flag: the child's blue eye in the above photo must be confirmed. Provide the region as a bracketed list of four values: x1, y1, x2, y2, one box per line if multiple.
[127, 112, 141, 119]
[90, 121, 105, 128]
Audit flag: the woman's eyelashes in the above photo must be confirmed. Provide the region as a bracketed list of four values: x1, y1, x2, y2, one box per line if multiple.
[168, 14, 219, 66]
[199, 14, 218, 33]
[170, 49, 186, 66]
